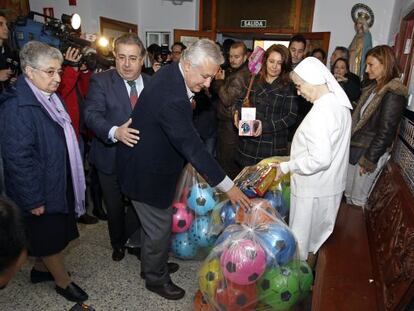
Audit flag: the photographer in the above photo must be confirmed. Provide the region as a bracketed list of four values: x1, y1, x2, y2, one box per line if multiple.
[0, 12, 17, 92]
[58, 46, 107, 224]
[143, 44, 171, 75]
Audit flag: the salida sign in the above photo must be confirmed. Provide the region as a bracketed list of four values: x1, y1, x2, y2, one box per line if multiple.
[240, 20, 267, 28]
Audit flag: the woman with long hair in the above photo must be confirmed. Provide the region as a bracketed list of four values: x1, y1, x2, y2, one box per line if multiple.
[345, 45, 408, 206]
[237, 44, 298, 166]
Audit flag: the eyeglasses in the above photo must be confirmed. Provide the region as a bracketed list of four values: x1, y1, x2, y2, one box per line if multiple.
[33, 67, 63, 77]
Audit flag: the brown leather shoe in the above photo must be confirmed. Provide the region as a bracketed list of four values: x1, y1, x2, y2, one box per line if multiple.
[145, 281, 185, 300]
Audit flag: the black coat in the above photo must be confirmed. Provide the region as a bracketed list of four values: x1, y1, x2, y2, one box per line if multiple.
[116, 62, 226, 209]
[350, 79, 407, 171]
[237, 78, 298, 166]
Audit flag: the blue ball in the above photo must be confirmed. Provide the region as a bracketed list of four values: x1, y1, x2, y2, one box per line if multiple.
[189, 216, 216, 248]
[171, 232, 198, 259]
[257, 223, 297, 266]
[220, 201, 239, 227]
[187, 183, 217, 216]
[264, 190, 288, 218]
[214, 224, 244, 247]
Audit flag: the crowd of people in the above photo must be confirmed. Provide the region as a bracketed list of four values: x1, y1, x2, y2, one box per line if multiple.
[0, 9, 408, 307]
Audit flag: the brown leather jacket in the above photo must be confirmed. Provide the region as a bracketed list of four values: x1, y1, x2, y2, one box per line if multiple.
[350, 78, 408, 171]
[211, 63, 250, 121]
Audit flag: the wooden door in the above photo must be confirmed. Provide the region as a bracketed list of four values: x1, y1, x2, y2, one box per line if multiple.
[173, 29, 216, 47]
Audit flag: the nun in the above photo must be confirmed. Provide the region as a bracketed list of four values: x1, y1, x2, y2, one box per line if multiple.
[275, 57, 352, 266]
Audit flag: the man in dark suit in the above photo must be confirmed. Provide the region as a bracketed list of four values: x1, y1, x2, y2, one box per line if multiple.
[116, 39, 251, 300]
[84, 34, 149, 262]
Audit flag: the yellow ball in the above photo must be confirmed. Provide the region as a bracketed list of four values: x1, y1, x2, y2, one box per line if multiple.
[198, 258, 223, 300]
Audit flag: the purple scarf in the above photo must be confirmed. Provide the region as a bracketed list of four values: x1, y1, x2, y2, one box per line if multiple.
[25, 77, 86, 217]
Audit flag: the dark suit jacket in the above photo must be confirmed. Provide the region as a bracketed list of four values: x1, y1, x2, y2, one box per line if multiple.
[84, 69, 150, 174]
[116, 62, 226, 209]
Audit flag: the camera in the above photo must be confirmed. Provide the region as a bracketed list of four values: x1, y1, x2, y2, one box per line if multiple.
[80, 49, 115, 71]
[156, 44, 171, 66]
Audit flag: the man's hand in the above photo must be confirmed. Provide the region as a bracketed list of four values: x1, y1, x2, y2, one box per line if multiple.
[0, 69, 13, 81]
[226, 185, 251, 210]
[115, 118, 140, 147]
[64, 46, 82, 70]
[31, 206, 45, 216]
[152, 62, 161, 73]
[215, 68, 225, 80]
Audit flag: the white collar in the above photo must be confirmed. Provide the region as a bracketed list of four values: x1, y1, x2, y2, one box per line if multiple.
[178, 62, 194, 100]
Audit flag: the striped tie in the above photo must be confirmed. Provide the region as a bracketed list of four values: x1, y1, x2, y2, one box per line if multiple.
[127, 80, 138, 108]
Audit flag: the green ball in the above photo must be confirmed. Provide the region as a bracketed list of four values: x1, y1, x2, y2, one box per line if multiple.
[281, 184, 290, 211]
[285, 260, 314, 300]
[257, 266, 300, 310]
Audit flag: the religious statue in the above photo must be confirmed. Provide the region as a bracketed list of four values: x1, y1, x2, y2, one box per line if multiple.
[348, 3, 374, 80]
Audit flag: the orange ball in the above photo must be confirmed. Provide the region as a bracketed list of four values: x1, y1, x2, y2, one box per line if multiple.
[235, 198, 278, 226]
[215, 280, 257, 311]
[194, 290, 213, 311]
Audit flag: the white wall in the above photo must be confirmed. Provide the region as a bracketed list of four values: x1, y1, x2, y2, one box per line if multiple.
[312, 0, 396, 61]
[29, 0, 198, 47]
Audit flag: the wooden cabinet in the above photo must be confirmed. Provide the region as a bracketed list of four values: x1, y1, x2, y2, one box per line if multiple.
[199, 0, 315, 33]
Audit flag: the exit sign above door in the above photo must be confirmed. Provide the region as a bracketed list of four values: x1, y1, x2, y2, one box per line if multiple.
[240, 20, 267, 28]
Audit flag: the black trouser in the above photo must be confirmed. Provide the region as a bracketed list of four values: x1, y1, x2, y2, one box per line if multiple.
[132, 201, 172, 286]
[217, 120, 240, 179]
[98, 171, 125, 249]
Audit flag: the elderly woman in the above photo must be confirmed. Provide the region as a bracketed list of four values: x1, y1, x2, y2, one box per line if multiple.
[345, 45, 407, 206]
[332, 57, 361, 103]
[0, 41, 88, 302]
[237, 44, 298, 166]
[275, 57, 352, 264]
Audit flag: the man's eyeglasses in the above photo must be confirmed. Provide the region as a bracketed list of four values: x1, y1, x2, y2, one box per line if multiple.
[33, 67, 63, 77]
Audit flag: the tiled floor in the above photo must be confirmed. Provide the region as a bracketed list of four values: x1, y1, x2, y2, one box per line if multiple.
[0, 221, 200, 311]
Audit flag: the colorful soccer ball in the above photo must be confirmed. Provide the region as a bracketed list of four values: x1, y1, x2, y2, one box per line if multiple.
[215, 280, 257, 311]
[194, 290, 213, 311]
[220, 238, 266, 285]
[171, 232, 198, 259]
[189, 216, 216, 248]
[285, 260, 314, 300]
[264, 190, 289, 219]
[257, 266, 300, 310]
[198, 258, 223, 300]
[187, 183, 218, 216]
[281, 183, 290, 215]
[172, 202, 193, 233]
[235, 198, 278, 226]
[220, 201, 239, 227]
[257, 223, 296, 266]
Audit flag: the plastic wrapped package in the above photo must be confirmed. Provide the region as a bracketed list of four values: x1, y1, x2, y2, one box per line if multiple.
[170, 164, 220, 260]
[195, 200, 313, 311]
[257, 157, 291, 221]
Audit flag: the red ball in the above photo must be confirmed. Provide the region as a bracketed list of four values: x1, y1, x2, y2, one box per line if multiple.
[194, 290, 213, 311]
[215, 280, 257, 311]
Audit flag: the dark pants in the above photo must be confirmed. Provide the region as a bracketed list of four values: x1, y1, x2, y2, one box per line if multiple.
[217, 120, 240, 179]
[98, 171, 125, 249]
[132, 200, 172, 286]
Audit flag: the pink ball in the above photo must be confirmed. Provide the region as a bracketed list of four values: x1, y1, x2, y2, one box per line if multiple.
[172, 202, 193, 233]
[220, 238, 266, 285]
